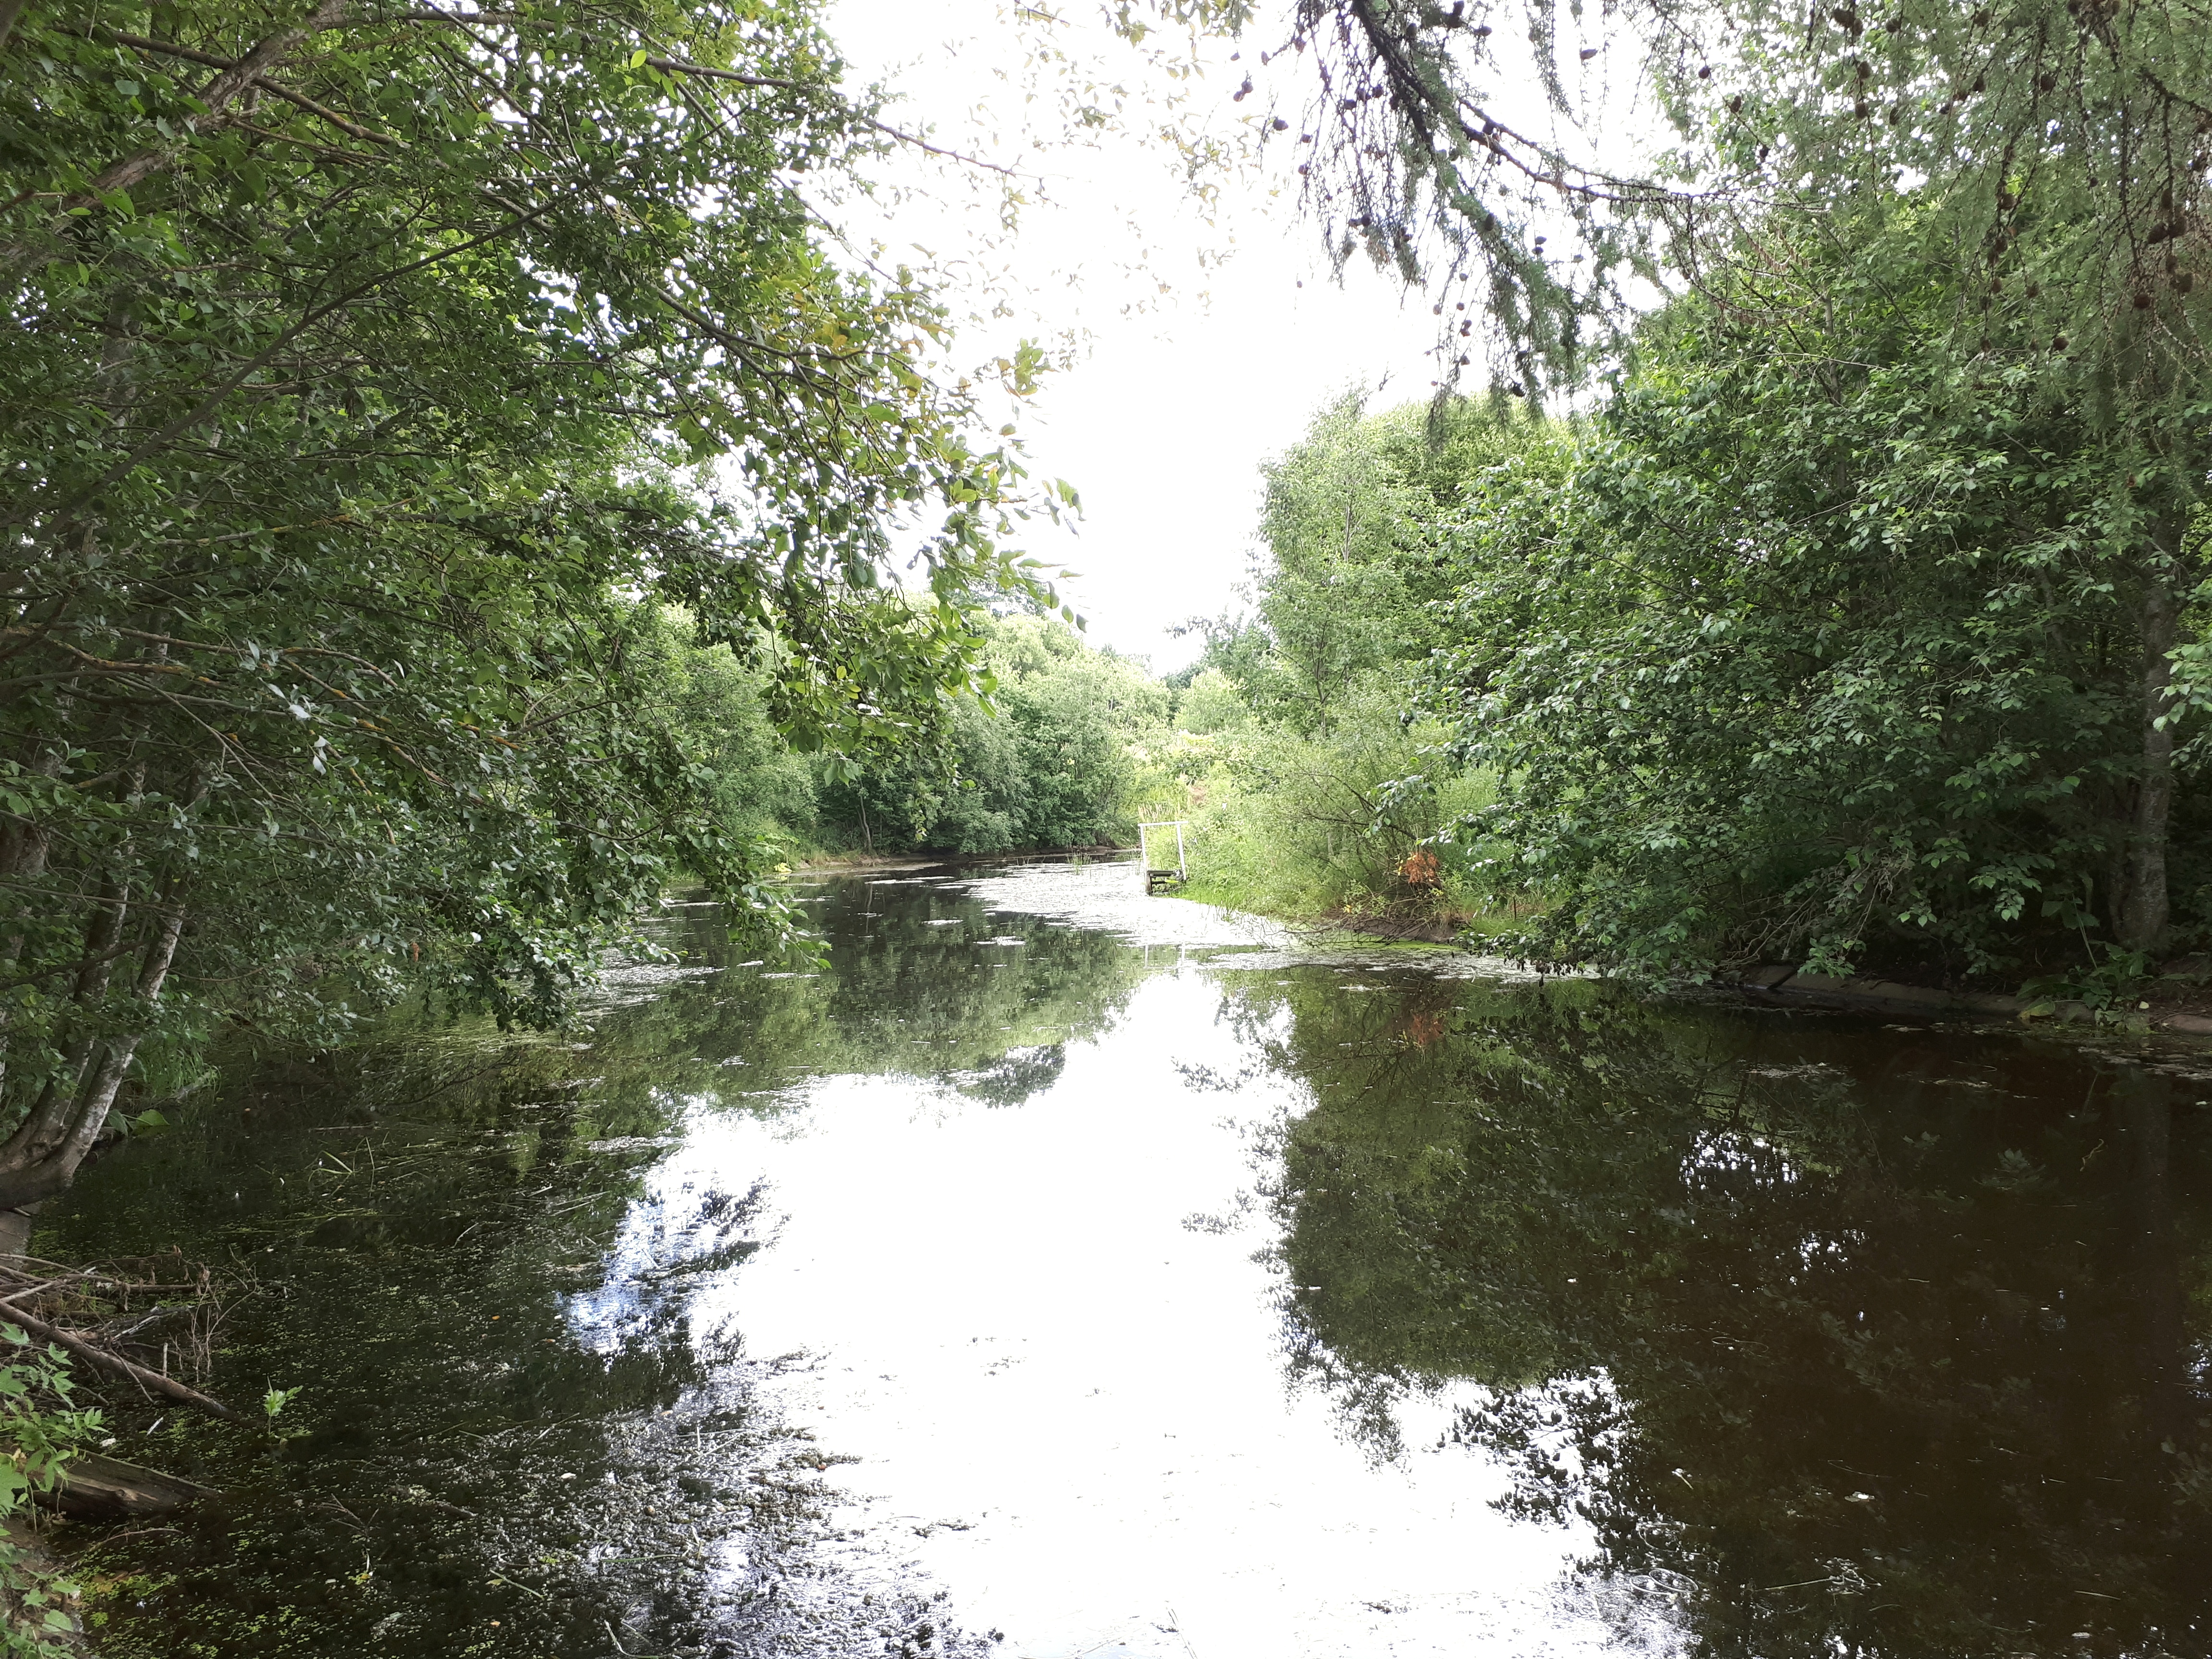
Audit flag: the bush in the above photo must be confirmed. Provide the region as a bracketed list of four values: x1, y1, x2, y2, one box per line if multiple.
[816, 617, 1169, 854]
[1177, 677, 1500, 925]
[0, 1330, 100, 1657]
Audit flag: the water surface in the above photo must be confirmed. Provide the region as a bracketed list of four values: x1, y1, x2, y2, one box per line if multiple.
[50, 860, 2212, 1658]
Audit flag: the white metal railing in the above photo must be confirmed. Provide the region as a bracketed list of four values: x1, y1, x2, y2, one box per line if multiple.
[1137, 820, 1189, 888]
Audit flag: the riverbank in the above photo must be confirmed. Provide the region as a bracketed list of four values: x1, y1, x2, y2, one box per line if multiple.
[1720, 962, 2212, 1036]
[3, 1520, 87, 1655]
[1172, 873, 1491, 950]
[1181, 877, 2212, 1037]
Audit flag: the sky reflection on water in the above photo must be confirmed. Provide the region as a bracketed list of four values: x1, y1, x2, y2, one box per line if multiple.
[579, 965, 1633, 1658]
[48, 857, 2212, 1659]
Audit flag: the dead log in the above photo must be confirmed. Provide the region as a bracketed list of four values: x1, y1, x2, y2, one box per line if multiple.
[44, 1451, 216, 1522]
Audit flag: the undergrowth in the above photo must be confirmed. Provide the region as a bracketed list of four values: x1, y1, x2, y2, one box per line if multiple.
[0, 1328, 100, 1655]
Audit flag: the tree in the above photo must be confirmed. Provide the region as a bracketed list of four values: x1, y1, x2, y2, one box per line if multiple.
[817, 616, 1168, 853]
[0, 0, 1061, 1217]
[1175, 666, 1253, 734]
[998, 621, 1169, 846]
[1163, 394, 1535, 923]
[1432, 236, 2212, 979]
[1220, 0, 2212, 956]
[1193, 391, 1535, 734]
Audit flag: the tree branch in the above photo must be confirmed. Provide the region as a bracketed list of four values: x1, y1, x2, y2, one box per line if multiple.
[41, 197, 557, 536]
[86, 0, 354, 199]
[0, 1301, 239, 1420]
[90, 27, 401, 146]
[642, 56, 1021, 177]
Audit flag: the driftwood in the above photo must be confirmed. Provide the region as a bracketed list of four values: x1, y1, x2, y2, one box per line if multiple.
[0, 1251, 241, 1421]
[44, 1451, 217, 1522]
[0, 1298, 238, 1420]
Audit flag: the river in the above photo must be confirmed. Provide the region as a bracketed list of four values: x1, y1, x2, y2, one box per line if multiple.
[48, 857, 2212, 1658]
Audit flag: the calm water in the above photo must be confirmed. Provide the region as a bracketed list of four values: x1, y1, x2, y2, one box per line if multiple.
[47, 860, 2212, 1658]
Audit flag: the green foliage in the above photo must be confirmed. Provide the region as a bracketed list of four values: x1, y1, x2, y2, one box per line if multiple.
[1242, 0, 2212, 414]
[1178, 678, 1494, 923]
[1190, 392, 1537, 734]
[1173, 669, 1252, 736]
[818, 616, 1168, 854]
[0, 1329, 99, 1658]
[0, 0, 1061, 1204]
[1167, 392, 1540, 922]
[1432, 235, 2211, 980]
[1170, 0, 2212, 982]
[1221, 0, 2212, 979]
[652, 616, 820, 858]
[2019, 947, 2154, 1018]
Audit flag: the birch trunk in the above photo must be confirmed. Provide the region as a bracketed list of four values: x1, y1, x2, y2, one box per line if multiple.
[0, 899, 185, 1216]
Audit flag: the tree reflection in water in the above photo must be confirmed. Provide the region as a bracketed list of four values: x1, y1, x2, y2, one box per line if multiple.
[1227, 970, 2212, 1659]
[48, 872, 1151, 1659]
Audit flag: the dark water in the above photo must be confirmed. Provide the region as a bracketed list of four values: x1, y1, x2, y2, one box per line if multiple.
[43, 861, 2212, 1658]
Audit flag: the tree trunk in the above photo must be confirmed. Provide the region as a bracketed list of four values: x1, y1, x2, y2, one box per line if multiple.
[0, 1205, 36, 1258]
[48, 1451, 222, 1519]
[0, 901, 184, 1214]
[0, 876, 132, 1178]
[2117, 533, 2183, 955]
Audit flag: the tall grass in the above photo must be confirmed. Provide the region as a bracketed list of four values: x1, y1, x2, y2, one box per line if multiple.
[1144, 678, 1508, 930]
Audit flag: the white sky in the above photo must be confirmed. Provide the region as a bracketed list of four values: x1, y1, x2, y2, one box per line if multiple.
[827, 2, 1452, 675]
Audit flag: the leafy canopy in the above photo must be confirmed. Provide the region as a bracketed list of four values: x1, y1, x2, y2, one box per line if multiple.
[0, 0, 1068, 1202]
[1430, 228, 2212, 977]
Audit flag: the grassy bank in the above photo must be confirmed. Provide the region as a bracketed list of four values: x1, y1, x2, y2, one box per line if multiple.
[1119, 682, 1511, 944]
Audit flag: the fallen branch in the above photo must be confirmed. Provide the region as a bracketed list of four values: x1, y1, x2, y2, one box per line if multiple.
[0, 1299, 240, 1421]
